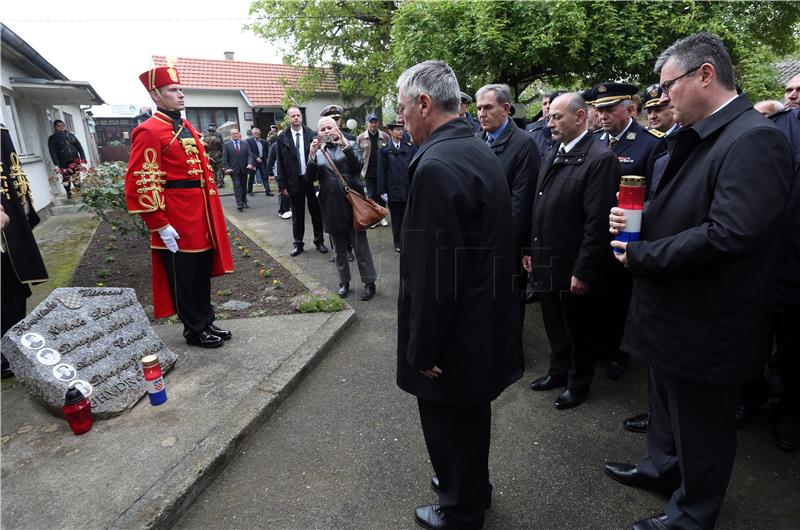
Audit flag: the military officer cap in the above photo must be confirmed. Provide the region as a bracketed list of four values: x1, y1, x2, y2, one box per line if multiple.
[320, 104, 344, 118]
[642, 84, 665, 109]
[386, 121, 402, 129]
[591, 82, 639, 108]
[459, 92, 473, 104]
[580, 87, 598, 105]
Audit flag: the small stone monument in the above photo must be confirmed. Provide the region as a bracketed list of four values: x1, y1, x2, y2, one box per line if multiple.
[1, 287, 177, 417]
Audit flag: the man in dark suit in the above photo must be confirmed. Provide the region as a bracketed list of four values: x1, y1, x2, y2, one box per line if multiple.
[276, 106, 327, 256]
[222, 128, 254, 212]
[605, 33, 792, 530]
[476, 83, 539, 325]
[246, 128, 273, 197]
[523, 92, 619, 410]
[396, 60, 522, 530]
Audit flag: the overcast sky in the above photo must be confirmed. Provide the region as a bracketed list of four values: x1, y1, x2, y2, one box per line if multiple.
[4, 0, 284, 108]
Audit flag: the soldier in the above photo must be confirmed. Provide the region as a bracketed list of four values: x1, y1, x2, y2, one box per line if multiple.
[1, 126, 49, 378]
[125, 66, 234, 349]
[642, 84, 677, 133]
[458, 92, 481, 133]
[593, 82, 663, 381]
[203, 124, 225, 188]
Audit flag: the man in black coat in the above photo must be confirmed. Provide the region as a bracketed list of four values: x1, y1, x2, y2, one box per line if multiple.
[1, 126, 49, 377]
[396, 61, 522, 530]
[245, 128, 272, 196]
[476, 83, 540, 324]
[605, 33, 793, 530]
[47, 119, 86, 199]
[522, 92, 619, 410]
[378, 121, 416, 252]
[221, 128, 254, 212]
[266, 140, 291, 218]
[275, 106, 327, 256]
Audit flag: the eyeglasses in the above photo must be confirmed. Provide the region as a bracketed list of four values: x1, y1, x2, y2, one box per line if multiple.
[396, 96, 418, 115]
[660, 65, 702, 96]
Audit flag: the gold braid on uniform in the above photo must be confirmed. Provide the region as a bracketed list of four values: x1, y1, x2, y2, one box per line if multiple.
[1, 153, 33, 208]
[181, 138, 206, 181]
[134, 148, 167, 211]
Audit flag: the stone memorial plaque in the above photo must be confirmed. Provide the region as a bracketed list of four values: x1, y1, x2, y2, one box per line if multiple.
[1, 287, 177, 417]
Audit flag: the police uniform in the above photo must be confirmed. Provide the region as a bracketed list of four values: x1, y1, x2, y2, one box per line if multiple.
[125, 67, 233, 346]
[592, 83, 663, 178]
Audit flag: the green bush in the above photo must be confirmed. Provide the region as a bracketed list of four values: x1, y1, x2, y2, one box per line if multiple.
[79, 162, 147, 236]
[295, 291, 344, 313]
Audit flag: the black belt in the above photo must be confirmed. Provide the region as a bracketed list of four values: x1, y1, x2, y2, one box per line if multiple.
[164, 180, 202, 189]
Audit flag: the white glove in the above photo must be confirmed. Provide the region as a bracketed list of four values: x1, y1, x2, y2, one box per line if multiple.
[381, 193, 389, 203]
[158, 225, 180, 253]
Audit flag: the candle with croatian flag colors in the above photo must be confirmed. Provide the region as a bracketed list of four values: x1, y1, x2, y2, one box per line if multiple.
[141, 354, 167, 406]
[615, 176, 646, 254]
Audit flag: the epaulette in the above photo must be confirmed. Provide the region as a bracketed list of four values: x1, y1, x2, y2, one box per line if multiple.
[646, 127, 665, 138]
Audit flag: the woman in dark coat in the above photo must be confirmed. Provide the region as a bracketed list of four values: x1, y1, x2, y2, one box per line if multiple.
[306, 117, 377, 300]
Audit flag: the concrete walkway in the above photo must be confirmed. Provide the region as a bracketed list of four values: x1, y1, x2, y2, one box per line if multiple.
[175, 190, 800, 529]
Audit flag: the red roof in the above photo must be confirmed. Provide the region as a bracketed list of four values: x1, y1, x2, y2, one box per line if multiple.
[152, 55, 338, 107]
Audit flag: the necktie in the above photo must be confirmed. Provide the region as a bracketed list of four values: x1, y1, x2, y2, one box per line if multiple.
[608, 137, 618, 149]
[295, 133, 301, 151]
[235, 141, 240, 153]
[486, 135, 495, 146]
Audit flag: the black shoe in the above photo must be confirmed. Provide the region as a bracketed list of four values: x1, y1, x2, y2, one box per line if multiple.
[414, 505, 450, 530]
[316, 243, 329, 254]
[338, 282, 349, 298]
[290, 246, 304, 257]
[185, 330, 224, 348]
[206, 323, 232, 341]
[529, 374, 567, 391]
[734, 403, 758, 429]
[265, 192, 275, 196]
[554, 387, 588, 410]
[431, 476, 492, 509]
[248, 192, 256, 197]
[347, 251, 354, 262]
[329, 255, 336, 262]
[361, 282, 376, 301]
[607, 359, 628, 381]
[775, 418, 800, 451]
[631, 513, 670, 530]
[604, 463, 678, 497]
[243, 202, 250, 208]
[237, 207, 244, 212]
[624, 413, 650, 434]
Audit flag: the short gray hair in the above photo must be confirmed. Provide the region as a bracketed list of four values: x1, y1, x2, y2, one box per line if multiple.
[396, 60, 460, 115]
[476, 84, 512, 106]
[654, 32, 735, 90]
[552, 92, 587, 114]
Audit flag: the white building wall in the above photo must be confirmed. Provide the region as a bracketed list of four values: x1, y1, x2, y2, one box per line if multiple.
[183, 89, 250, 132]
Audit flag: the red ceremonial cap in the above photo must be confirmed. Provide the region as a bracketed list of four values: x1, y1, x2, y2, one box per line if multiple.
[139, 66, 182, 92]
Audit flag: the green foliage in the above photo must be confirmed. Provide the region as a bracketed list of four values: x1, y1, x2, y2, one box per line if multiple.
[249, 309, 268, 318]
[294, 291, 345, 313]
[247, 0, 800, 108]
[216, 289, 233, 297]
[97, 269, 110, 279]
[247, 0, 398, 108]
[79, 162, 147, 237]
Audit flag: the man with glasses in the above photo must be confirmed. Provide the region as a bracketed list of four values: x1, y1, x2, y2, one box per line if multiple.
[604, 33, 792, 530]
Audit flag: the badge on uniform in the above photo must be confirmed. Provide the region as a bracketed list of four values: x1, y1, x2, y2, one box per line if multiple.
[626, 132, 636, 140]
[618, 156, 634, 164]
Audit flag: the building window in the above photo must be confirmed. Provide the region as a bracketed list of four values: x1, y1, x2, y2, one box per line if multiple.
[185, 107, 239, 134]
[63, 111, 75, 132]
[1, 93, 27, 154]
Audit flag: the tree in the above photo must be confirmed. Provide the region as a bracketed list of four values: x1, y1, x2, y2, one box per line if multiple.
[391, 1, 800, 102]
[247, 0, 398, 111]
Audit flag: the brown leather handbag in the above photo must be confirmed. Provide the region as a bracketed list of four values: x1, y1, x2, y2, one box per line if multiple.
[321, 147, 388, 230]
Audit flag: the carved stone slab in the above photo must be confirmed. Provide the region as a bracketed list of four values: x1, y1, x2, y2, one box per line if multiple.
[1, 287, 177, 417]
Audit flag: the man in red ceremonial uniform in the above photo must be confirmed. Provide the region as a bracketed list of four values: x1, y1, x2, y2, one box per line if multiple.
[125, 66, 234, 348]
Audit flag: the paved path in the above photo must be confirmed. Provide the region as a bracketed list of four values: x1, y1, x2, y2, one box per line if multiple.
[176, 188, 799, 529]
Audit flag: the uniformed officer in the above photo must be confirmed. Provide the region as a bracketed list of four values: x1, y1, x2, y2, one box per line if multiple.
[458, 92, 481, 133]
[203, 124, 225, 188]
[593, 82, 663, 178]
[642, 84, 676, 134]
[592, 83, 663, 381]
[125, 66, 234, 349]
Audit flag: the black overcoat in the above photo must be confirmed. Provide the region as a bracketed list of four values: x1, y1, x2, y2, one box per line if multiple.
[528, 132, 619, 293]
[377, 139, 416, 202]
[305, 141, 364, 235]
[479, 119, 540, 255]
[275, 125, 315, 196]
[623, 96, 793, 384]
[396, 118, 523, 406]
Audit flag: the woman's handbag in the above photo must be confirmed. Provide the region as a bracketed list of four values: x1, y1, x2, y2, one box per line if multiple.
[321, 147, 388, 230]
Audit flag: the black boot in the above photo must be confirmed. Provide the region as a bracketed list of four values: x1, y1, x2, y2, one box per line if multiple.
[361, 282, 376, 301]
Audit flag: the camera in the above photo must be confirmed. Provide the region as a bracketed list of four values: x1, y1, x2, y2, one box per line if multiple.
[318, 134, 335, 144]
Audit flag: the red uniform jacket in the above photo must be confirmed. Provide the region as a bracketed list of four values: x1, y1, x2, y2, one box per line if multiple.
[125, 111, 233, 318]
